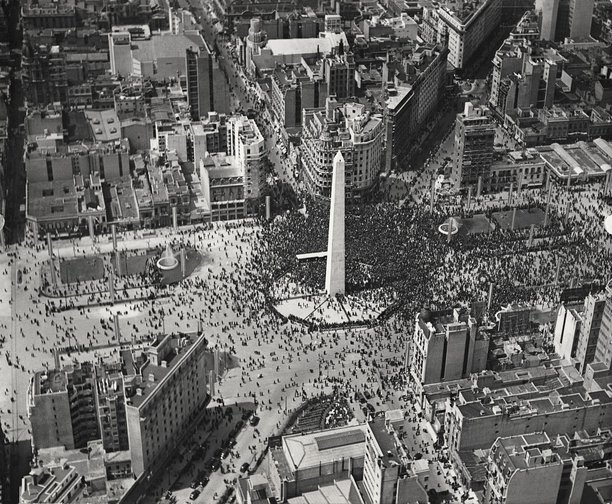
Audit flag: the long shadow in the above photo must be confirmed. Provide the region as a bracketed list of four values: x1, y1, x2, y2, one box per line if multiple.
[165, 400, 258, 496]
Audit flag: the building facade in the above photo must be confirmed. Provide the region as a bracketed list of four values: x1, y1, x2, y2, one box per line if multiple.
[409, 307, 489, 391]
[301, 99, 384, 199]
[451, 103, 496, 190]
[423, 0, 502, 70]
[28, 363, 100, 451]
[124, 333, 208, 477]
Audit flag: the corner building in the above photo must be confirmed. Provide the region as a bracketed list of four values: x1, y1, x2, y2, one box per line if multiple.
[301, 98, 383, 199]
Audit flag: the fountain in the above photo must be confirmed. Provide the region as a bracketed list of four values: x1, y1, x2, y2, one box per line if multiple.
[438, 217, 459, 236]
[156, 244, 179, 271]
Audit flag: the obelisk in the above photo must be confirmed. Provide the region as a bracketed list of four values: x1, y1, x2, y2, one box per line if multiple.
[325, 151, 346, 296]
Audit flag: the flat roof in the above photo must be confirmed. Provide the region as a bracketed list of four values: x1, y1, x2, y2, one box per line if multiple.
[266, 37, 334, 56]
[131, 32, 208, 62]
[539, 140, 612, 179]
[125, 333, 206, 409]
[84, 110, 121, 143]
[283, 424, 366, 471]
[34, 370, 67, 395]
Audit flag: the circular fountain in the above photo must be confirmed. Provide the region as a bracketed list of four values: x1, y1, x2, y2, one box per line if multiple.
[438, 217, 459, 236]
[156, 244, 179, 271]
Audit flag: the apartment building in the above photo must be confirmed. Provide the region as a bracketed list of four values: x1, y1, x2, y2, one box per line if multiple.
[301, 98, 384, 199]
[363, 411, 428, 504]
[28, 363, 99, 451]
[484, 430, 612, 504]
[445, 383, 612, 452]
[384, 44, 448, 171]
[422, 0, 502, 70]
[124, 333, 208, 477]
[409, 307, 489, 392]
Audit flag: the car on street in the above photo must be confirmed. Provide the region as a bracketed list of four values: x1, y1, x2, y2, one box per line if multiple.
[240, 462, 250, 473]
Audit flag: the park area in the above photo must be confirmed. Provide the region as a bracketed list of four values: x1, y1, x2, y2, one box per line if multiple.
[491, 207, 546, 230]
[57, 247, 202, 288]
[112, 248, 202, 284]
[59, 256, 105, 283]
[451, 206, 546, 235]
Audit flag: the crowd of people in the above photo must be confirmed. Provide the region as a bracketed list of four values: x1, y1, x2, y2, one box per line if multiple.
[260, 178, 612, 322]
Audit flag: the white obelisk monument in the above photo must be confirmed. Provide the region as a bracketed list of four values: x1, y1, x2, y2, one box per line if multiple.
[325, 151, 346, 296]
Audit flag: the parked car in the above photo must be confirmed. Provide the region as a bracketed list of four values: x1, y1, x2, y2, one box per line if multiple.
[249, 415, 260, 427]
[240, 462, 250, 473]
[189, 489, 200, 500]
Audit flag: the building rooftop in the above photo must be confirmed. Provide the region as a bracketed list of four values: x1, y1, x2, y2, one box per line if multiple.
[201, 154, 243, 180]
[84, 110, 122, 143]
[438, 0, 493, 25]
[282, 424, 366, 473]
[124, 332, 206, 409]
[33, 370, 67, 395]
[265, 32, 348, 57]
[27, 179, 105, 222]
[129, 32, 209, 64]
[108, 177, 139, 222]
[538, 140, 612, 180]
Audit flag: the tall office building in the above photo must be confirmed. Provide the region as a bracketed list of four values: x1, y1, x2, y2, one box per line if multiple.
[594, 287, 612, 371]
[537, 0, 594, 41]
[409, 307, 489, 392]
[185, 44, 215, 121]
[384, 45, 448, 171]
[324, 52, 355, 100]
[227, 115, 267, 200]
[451, 103, 496, 190]
[568, 0, 595, 39]
[245, 18, 267, 76]
[574, 292, 606, 374]
[553, 302, 584, 363]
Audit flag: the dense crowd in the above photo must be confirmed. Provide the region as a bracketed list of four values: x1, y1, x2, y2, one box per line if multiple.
[258, 181, 612, 320]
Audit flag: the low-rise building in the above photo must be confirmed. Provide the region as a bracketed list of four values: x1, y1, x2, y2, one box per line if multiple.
[489, 149, 546, 192]
[267, 424, 367, 501]
[445, 383, 612, 453]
